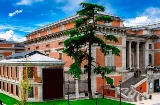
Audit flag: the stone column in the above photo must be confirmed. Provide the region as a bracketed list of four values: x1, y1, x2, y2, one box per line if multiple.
[136, 42, 140, 68]
[144, 42, 149, 67]
[19, 66, 23, 81]
[129, 41, 132, 69]
[75, 78, 79, 98]
[38, 86, 43, 101]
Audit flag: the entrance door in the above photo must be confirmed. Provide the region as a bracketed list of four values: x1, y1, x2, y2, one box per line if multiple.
[43, 68, 63, 100]
[154, 79, 159, 92]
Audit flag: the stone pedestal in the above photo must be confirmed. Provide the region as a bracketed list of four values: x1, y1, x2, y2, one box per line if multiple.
[75, 78, 79, 98]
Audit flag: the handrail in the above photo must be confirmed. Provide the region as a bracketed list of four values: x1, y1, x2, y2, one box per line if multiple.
[130, 85, 148, 99]
[115, 87, 128, 99]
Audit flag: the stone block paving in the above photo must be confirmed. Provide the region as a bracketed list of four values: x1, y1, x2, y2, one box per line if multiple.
[129, 93, 160, 105]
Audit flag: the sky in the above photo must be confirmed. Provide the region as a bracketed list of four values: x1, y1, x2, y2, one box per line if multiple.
[0, 0, 160, 42]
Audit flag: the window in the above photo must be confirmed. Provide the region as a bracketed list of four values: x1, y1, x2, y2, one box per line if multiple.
[11, 84, 13, 94]
[28, 67, 33, 78]
[6, 83, 8, 92]
[3, 82, 5, 91]
[59, 42, 63, 46]
[37, 33, 40, 37]
[3, 66, 4, 76]
[105, 51, 114, 67]
[47, 29, 51, 34]
[10, 67, 12, 77]
[46, 44, 50, 48]
[149, 54, 152, 65]
[36, 46, 39, 50]
[28, 87, 34, 98]
[105, 22, 111, 26]
[16, 85, 18, 96]
[6, 67, 8, 76]
[16, 67, 18, 78]
[0, 56, 3, 60]
[60, 25, 64, 31]
[28, 48, 30, 51]
[59, 53, 62, 60]
[149, 44, 152, 49]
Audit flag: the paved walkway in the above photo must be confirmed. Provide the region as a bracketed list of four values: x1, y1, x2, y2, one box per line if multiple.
[129, 93, 160, 105]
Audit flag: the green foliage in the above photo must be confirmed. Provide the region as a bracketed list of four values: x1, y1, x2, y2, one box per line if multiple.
[93, 66, 112, 79]
[68, 62, 82, 78]
[106, 77, 114, 86]
[63, 2, 120, 99]
[95, 16, 113, 23]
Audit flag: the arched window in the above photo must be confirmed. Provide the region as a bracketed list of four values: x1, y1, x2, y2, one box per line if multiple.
[149, 54, 152, 65]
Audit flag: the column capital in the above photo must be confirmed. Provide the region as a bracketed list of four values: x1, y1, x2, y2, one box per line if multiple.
[137, 41, 140, 44]
[129, 41, 132, 43]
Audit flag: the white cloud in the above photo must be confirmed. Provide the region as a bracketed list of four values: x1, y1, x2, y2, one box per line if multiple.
[0, 30, 25, 42]
[16, 0, 43, 5]
[9, 10, 23, 17]
[0, 24, 35, 33]
[124, 7, 160, 26]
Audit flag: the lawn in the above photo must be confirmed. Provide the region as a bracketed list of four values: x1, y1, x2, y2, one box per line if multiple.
[0, 93, 135, 105]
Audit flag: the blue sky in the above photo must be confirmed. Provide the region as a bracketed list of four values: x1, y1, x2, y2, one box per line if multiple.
[0, 0, 160, 42]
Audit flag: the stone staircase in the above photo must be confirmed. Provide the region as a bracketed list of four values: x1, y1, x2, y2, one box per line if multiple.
[121, 88, 147, 102]
[117, 69, 148, 102]
[121, 76, 146, 88]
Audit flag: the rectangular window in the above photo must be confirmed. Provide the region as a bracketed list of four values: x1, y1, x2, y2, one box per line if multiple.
[36, 46, 39, 50]
[3, 66, 4, 76]
[16, 67, 18, 78]
[10, 67, 12, 77]
[11, 84, 13, 94]
[28, 87, 34, 98]
[58, 42, 63, 46]
[46, 44, 50, 48]
[16, 85, 18, 96]
[0, 81, 1, 89]
[47, 29, 51, 34]
[3, 82, 5, 91]
[28, 67, 33, 78]
[28, 48, 30, 51]
[6, 67, 8, 76]
[0, 56, 3, 60]
[60, 25, 64, 31]
[37, 33, 40, 37]
[149, 44, 152, 49]
[59, 53, 62, 60]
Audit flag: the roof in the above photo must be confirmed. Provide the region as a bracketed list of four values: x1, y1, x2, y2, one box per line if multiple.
[1, 51, 65, 66]
[6, 50, 44, 59]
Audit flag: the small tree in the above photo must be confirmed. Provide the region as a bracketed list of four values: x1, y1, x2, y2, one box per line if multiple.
[19, 56, 32, 105]
[63, 2, 120, 99]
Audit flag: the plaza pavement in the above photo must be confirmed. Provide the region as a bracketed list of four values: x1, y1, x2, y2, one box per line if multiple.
[129, 93, 160, 105]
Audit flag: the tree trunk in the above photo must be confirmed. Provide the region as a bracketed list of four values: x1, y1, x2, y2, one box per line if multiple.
[88, 32, 93, 99]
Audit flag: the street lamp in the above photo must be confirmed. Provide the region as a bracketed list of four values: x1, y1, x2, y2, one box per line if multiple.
[67, 80, 70, 105]
[119, 80, 122, 105]
[95, 91, 99, 105]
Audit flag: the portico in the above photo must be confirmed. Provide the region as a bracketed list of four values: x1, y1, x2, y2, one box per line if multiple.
[126, 35, 148, 69]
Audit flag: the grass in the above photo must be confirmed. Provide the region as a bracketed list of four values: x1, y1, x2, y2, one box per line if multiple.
[0, 93, 135, 105]
[0, 93, 20, 105]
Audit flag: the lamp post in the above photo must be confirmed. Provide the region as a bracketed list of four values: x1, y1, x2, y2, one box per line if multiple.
[95, 91, 99, 105]
[67, 80, 70, 105]
[119, 80, 122, 105]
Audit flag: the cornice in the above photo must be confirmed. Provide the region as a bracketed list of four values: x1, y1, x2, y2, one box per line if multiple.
[24, 25, 126, 45]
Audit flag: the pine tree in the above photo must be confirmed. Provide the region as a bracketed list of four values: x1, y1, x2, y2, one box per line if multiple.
[63, 2, 120, 99]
